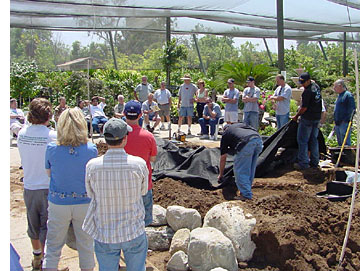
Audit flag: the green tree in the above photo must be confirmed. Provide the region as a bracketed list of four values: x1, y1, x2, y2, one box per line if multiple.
[10, 61, 40, 105]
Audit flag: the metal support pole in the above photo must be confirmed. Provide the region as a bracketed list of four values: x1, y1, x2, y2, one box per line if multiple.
[166, 17, 172, 140]
[166, 17, 171, 89]
[192, 34, 206, 75]
[276, 0, 285, 72]
[318, 41, 328, 61]
[108, 31, 118, 70]
[343, 32, 348, 77]
[263, 38, 273, 64]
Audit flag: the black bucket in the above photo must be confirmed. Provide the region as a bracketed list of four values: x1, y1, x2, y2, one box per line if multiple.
[329, 147, 357, 166]
[316, 181, 354, 202]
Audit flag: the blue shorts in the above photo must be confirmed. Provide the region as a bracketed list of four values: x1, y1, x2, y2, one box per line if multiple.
[179, 107, 194, 117]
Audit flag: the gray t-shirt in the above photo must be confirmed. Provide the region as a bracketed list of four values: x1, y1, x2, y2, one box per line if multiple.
[243, 86, 260, 113]
[135, 83, 154, 102]
[203, 103, 222, 118]
[274, 84, 292, 115]
[224, 88, 240, 112]
[114, 103, 125, 114]
[142, 100, 158, 114]
[179, 83, 197, 108]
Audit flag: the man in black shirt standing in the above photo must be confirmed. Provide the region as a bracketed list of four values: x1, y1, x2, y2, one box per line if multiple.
[218, 123, 263, 200]
[292, 72, 322, 170]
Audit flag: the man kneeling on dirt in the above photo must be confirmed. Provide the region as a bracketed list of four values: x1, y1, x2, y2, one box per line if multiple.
[82, 118, 149, 271]
[217, 123, 263, 200]
[17, 98, 57, 270]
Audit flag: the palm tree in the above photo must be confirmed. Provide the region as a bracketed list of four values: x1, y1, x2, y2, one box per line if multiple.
[216, 61, 277, 89]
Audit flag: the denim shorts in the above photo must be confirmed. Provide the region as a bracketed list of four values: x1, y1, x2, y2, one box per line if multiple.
[179, 106, 194, 117]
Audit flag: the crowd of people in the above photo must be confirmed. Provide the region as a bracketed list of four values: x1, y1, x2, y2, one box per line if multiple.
[10, 72, 356, 270]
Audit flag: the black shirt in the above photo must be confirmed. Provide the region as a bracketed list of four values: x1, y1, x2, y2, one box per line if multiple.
[301, 82, 322, 121]
[220, 123, 260, 155]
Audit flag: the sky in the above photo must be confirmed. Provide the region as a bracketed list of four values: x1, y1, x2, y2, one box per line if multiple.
[55, 30, 298, 53]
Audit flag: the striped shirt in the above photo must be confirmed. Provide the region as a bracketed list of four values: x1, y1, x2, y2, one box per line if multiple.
[82, 148, 149, 244]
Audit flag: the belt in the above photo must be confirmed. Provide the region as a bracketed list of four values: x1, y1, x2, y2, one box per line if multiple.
[159, 103, 169, 105]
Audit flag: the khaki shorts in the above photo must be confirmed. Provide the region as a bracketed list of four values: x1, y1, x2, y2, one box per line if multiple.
[158, 103, 170, 117]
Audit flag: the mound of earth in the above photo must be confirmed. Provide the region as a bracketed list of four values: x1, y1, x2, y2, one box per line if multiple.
[152, 166, 360, 271]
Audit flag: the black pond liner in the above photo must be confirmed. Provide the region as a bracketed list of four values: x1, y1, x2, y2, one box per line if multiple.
[316, 182, 355, 202]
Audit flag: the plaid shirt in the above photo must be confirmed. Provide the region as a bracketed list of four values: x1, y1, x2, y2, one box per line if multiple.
[82, 148, 148, 243]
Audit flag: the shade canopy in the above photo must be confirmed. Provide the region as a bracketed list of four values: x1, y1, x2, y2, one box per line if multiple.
[10, 0, 360, 42]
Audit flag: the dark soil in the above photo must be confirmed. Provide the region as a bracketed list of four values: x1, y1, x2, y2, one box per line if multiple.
[151, 165, 360, 271]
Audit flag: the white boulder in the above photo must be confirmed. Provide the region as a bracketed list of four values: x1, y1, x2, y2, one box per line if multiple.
[203, 201, 256, 262]
[167, 251, 189, 271]
[188, 227, 238, 271]
[169, 228, 191, 256]
[166, 205, 202, 231]
[151, 204, 167, 226]
[145, 226, 175, 251]
[209, 268, 228, 271]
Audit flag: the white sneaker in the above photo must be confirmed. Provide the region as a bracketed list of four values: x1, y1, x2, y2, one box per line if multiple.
[160, 124, 165, 130]
[200, 135, 209, 139]
[209, 135, 215, 140]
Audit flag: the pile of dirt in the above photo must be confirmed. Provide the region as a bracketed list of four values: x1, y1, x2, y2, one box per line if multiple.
[152, 167, 360, 271]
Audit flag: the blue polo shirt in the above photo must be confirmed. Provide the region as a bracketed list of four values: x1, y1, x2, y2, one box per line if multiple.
[334, 90, 356, 125]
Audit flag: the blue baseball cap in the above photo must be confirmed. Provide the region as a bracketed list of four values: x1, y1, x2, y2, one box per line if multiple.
[124, 100, 142, 116]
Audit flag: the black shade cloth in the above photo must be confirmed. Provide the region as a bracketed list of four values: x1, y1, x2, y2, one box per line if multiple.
[152, 120, 327, 188]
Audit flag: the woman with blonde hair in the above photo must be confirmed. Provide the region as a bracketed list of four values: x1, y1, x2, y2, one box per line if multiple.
[42, 108, 97, 271]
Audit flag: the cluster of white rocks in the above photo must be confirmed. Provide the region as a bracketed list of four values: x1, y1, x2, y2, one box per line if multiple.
[146, 202, 257, 271]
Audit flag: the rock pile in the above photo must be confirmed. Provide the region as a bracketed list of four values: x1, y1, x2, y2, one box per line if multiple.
[147, 202, 257, 271]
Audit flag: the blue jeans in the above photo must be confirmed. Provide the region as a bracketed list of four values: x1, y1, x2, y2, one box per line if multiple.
[243, 111, 259, 130]
[335, 121, 352, 146]
[276, 113, 289, 130]
[233, 137, 263, 199]
[198, 118, 223, 136]
[92, 116, 108, 133]
[297, 118, 320, 168]
[94, 232, 148, 271]
[142, 189, 153, 226]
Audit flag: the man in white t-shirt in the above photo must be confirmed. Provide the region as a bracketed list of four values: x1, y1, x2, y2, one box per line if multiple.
[17, 98, 57, 270]
[90, 96, 108, 134]
[10, 98, 25, 136]
[154, 81, 172, 130]
[222, 78, 240, 124]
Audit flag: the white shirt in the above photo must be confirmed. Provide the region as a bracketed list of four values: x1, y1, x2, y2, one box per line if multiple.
[90, 102, 106, 118]
[10, 108, 24, 125]
[274, 84, 292, 115]
[82, 148, 148, 244]
[154, 88, 171, 105]
[17, 124, 57, 190]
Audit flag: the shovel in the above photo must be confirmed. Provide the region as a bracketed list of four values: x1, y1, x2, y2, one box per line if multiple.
[334, 110, 356, 168]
